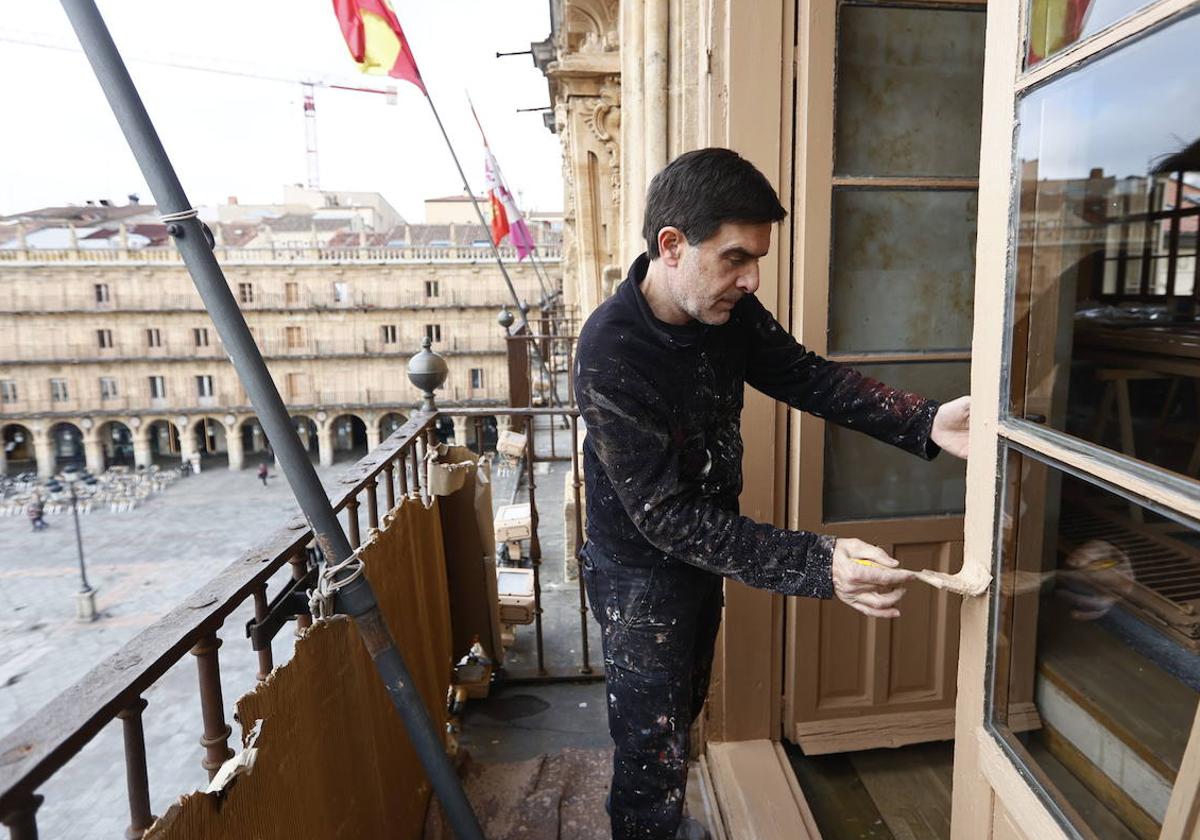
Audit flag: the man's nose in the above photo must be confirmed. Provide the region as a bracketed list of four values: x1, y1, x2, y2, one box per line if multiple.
[737, 265, 760, 294]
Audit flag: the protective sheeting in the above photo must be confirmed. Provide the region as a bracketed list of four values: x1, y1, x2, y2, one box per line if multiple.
[432, 445, 504, 665]
[146, 497, 453, 839]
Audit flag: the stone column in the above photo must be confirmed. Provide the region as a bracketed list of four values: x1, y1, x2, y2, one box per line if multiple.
[451, 416, 469, 447]
[365, 420, 381, 453]
[83, 427, 105, 474]
[132, 424, 152, 469]
[225, 424, 244, 471]
[33, 427, 55, 478]
[317, 422, 335, 467]
[179, 421, 198, 466]
[0, 441, 7, 477]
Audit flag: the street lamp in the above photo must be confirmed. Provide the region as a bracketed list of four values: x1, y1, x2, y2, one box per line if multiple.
[63, 470, 98, 622]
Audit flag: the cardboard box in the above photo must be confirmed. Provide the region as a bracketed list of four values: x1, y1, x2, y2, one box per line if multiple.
[494, 502, 533, 542]
[497, 430, 527, 459]
[497, 567, 535, 625]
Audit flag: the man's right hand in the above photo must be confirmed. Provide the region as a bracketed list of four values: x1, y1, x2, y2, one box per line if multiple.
[832, 538, 914, 619]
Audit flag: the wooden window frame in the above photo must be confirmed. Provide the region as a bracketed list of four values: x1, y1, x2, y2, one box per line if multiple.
[953, 1, 1200, 838]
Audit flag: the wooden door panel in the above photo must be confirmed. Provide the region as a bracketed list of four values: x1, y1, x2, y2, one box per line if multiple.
[789, 540, 962, 754]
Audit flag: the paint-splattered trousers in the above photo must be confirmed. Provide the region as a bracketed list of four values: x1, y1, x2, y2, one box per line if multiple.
[582, 541, 724, 840]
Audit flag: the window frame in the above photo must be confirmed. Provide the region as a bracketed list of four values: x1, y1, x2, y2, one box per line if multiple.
[49, 378, 69, 403]
[0, 380, 18, 404]
[99, 377, 119, 400]
[957, 2, 1200, 838]
[148, 375, 167, 400]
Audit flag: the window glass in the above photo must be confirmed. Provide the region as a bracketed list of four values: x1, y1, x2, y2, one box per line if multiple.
[835, 4, 985, 177]
[1008, 15, 1200, 479]
[1025, 0, 1155, 68]
[823, 362, 969, 520]
[830, 190, 977, 352]
[989, 447, 1200, 838]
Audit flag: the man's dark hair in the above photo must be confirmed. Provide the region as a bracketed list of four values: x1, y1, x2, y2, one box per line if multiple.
[642, 147, 787, 258]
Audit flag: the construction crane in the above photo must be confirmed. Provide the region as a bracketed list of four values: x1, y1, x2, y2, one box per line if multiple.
[0, 29, 395, 191]
[301, 80, 397, 190]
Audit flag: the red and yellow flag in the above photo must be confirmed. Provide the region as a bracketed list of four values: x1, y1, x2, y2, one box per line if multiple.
[332, 0, 426, 93]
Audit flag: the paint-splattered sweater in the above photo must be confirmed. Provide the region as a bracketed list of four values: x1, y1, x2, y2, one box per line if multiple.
[574, 254, 941, 599]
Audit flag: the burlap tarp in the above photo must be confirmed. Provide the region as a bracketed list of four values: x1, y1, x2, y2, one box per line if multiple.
[145, 496, 453, 839]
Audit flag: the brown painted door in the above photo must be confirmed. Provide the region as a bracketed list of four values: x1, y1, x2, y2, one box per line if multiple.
[782, 0, 985, 755]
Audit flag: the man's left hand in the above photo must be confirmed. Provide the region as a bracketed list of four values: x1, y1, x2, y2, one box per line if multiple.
[932, 395, 970, 459]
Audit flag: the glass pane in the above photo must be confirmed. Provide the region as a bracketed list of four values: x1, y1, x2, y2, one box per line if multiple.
[835, 4, 985, 177]
[823, 362, 969, 520]
[990, 448, 1200, 838]
[830, 190, 977, 353]
[1026, 0, 1155, 68]
[1008, 15, 1200, 479]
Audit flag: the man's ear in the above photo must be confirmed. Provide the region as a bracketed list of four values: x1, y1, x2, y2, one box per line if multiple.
[657, 226, 685, 266]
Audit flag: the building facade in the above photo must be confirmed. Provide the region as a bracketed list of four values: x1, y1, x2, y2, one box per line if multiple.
[0, 204, 558, 478]
[539, 1, 1200, 839]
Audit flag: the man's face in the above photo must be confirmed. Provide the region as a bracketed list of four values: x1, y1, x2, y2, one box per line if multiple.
[664, 221, 773, 325]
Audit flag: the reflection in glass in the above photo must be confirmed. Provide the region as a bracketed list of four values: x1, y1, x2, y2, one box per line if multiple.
[1026, 0, 1154, 68]
[835, 4, 985, 177]
[830, 190, 977, 353]
[990, 448, 1199, 838]
[1009, 15, 1200, 479]
[824, 362, 968, 520]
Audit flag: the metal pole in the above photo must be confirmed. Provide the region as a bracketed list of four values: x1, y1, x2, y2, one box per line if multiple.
[69, 482, 90, 593]
[58, 4, 483, 838]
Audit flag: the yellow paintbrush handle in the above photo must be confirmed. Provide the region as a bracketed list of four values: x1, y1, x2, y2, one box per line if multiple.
[854, 558, 883, 568]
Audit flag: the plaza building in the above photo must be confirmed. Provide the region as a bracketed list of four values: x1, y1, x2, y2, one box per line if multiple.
[0, 195, 559, 477]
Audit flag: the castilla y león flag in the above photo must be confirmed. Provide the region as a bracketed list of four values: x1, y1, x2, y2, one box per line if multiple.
[331, 0, 426, 93]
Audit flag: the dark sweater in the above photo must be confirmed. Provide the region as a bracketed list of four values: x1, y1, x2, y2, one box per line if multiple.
[574, 254, 941, 598]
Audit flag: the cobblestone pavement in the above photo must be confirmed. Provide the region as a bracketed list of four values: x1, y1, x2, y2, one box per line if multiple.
[0, 413, 604, 838]
[0, 457, 348, 839]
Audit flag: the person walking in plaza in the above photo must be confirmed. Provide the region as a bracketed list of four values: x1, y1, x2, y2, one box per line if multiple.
[26, 493, 47, 532]
[574, 148, 971, 840]
[257, 461, 270, 487]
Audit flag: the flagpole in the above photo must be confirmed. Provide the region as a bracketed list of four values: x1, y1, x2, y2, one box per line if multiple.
[422, 94, 567, 411]
[58, 4, 485, 839]
[465, 94, 553, 305]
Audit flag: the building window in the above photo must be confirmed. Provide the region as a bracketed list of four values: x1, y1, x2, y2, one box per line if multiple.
[0, 381, 17, 403]
[285, 326, 304, 349]
[193, 327, 209, 347]
[333, 281, 349, 304]
[425, 279, 440, 298]
[97, 328, 114, 349]
[146, 328, 162, 348]
[238, 282, 255, 304]
[94, 283, 110, 304]
[285, 281, 300, 305]
[381, 324, 398, 345]
[50, 378, 69, 403]
[99, 377, 118, 400]
[149, 375, 166, 399]
[424, 323, 442, 343]
[470, 368, 484, 389]
[196, 375, 214, 398]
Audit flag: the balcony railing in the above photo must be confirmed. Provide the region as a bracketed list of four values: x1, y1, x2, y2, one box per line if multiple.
[0, 334, 508, 363]
[0, 244, 562, 266]
[0, 289, 549, 314]
[0, 400, 591, 839]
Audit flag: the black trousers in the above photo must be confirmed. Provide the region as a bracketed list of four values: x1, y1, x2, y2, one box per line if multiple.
[582, 542, 724, 840]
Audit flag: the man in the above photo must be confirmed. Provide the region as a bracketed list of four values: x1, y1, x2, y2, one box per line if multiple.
[27, 492, 48, 532]
[574, 148, 970, 840]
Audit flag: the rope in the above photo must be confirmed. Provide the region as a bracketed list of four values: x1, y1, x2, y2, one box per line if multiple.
[307, 548, 365, 620]
[159, 207, 200, 223]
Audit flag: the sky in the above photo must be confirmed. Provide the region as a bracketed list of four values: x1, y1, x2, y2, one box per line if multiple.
[0, 1, 562, 222]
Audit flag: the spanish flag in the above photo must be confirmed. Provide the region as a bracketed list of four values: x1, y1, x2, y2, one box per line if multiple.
[332, 0, 426, 94]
